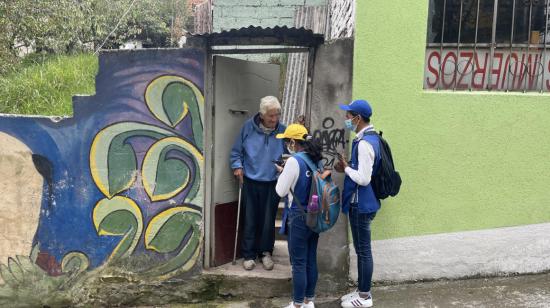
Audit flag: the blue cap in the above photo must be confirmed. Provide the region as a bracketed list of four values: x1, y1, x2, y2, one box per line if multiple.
[339, 99, 372, 119]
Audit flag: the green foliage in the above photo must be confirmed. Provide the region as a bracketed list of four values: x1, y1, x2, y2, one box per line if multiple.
[2, 0, 188, 51]
[0, 53, 97, 115]
[0, 0, 188, 74]
[89, 0, 189, 49]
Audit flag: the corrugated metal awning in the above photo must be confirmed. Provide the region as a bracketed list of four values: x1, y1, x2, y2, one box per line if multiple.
[187, 26, 324, 47]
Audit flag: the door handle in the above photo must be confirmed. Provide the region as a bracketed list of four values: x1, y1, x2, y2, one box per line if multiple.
[228, 109, 249, 115]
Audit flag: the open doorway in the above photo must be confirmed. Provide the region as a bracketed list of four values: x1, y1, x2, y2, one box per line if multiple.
[210, 55, 282, 267]
[205, 51, 308, 278]
[189, 27, 325, 277]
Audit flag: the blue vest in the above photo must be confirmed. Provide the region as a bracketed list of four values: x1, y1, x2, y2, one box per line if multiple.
[342, 133, 381, 214]
[279, 153, 312, 234]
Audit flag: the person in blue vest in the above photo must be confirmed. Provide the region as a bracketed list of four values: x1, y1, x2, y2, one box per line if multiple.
[230, 96, 287, 271]
[334, 100, 380, 308]
[274, 124, 323, 308]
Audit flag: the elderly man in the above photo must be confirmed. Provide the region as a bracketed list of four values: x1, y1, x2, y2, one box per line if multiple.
[230, 96, 286, 271]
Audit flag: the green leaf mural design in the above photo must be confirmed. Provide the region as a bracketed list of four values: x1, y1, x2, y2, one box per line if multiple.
[7, 258, 23, 282]
[93, 196, 143, 262]
[15, 256, 34, 273]
[142, 137, 204, 202]
[163, 82, 188, 126]
[145, 76, 204, 150]
[90, 122, 177, 198]
[61, 252, 89, 275]
[0, 263, 17, 287]
[142, 206, 202, 277]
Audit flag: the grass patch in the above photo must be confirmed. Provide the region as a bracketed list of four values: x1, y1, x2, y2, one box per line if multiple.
[0, 53, 98, 116]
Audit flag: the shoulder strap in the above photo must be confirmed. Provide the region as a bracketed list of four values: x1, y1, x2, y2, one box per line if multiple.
[294, 152, 320, 173]
[289, 189, 307, 215]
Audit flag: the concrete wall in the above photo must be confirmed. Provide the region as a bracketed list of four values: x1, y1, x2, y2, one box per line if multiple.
[0, 49, 206, 303]
[310, 38, 354, 291]
[353, 1, 550, 280]
[327, 0, 354, 39]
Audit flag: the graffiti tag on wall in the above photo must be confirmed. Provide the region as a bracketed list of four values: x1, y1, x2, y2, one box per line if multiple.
[312, 117, 346, 167]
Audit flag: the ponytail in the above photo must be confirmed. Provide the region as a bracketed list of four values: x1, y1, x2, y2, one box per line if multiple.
[297, 134, 323, 164]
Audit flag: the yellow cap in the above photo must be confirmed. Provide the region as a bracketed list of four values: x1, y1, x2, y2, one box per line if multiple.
[276, 124, 309, 140]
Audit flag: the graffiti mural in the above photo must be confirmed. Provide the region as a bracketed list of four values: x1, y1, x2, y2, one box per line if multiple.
[0, 49, 205, 298]
[312, 117, 346, 167]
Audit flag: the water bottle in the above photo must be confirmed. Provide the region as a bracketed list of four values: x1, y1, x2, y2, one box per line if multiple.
[308, 195, 319, 212]
[306, 195, 319, 228]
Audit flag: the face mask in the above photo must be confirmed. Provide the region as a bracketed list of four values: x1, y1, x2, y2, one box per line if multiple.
[287, 141, 296, 154]
[344, 117, 357, 131]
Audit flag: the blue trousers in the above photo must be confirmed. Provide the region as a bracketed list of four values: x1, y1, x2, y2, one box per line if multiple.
[287, 210, 319, 304]
[241, 177, 280, 260]
[349, 204, 376, 293]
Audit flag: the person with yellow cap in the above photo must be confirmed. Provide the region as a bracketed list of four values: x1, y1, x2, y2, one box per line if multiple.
[275, 124, 323, 308]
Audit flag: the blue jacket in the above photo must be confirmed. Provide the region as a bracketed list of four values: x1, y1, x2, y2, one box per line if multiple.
[280, 153, 313, 234]
[230, 114, 286, 182]
[342, 133, 381, 214]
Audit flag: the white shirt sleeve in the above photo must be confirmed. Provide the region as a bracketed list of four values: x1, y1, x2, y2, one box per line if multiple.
[275, 157, 300, 204]
[344, 140, 375, 186]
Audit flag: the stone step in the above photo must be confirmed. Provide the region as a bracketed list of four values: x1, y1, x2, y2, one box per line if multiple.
[203, 241, 291, 280]
[275, 219, 287, 241]
[276, 201, 285, 220]
[272, 239, 290, 266]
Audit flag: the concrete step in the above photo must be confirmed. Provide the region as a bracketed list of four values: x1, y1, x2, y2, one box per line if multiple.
[276, 201, 285, 220]
[272, 239, 290, 266]
[203, 240, 290, 279]
[275, 219, 287, 241]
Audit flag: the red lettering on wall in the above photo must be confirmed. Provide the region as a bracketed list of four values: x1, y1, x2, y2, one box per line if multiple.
[546, 59, 550, 90]
[456, 51, 473, 89]
[526, 54, 540, 90]
[501, 54, 510, 89]
[426, 51, 440, 88]
[507, 53, 520, 90]
[490, 53, 503, 89]
[471, 52, 488, 89]
[441, 52, 457, 89]
[516, 53, 529, 90]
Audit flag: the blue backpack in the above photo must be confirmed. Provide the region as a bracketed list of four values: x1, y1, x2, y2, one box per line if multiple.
[291, 152, 341, 233]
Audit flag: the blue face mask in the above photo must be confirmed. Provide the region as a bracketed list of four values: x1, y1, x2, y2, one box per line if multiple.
[344, 118, 357, 131]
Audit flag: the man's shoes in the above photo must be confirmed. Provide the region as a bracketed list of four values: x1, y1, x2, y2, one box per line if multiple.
[341, 295, 373, 308]
[243, 259, 255, 270]
[340, 289, 359, 302]
[261, 252, 274, 270]
[283, 302, 302, 308]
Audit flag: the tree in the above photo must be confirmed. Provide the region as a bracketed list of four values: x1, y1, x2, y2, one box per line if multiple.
[0, 0, 189, 73]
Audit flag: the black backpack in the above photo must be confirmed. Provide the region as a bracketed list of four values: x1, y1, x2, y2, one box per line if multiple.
[365, 131, 401, 199]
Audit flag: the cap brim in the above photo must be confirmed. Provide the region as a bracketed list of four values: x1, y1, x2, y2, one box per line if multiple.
[275, 133, 286, 139]
[339, 104, 352, 111]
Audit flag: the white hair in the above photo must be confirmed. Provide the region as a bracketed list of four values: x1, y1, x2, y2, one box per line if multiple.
[259, 96, 281, 115]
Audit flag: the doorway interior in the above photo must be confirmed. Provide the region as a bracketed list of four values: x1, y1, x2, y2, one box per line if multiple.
[191, 27, 324, 277]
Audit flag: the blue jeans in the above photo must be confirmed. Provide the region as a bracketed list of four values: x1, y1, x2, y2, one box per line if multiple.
[287, 210, 319, 304]
[349, 204, 376, 293]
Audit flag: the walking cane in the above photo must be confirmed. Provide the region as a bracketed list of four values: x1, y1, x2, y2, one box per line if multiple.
[232, 182, 243, 265]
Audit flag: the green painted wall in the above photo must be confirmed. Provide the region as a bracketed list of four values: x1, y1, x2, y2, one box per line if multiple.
[354, 1, 550, 240]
